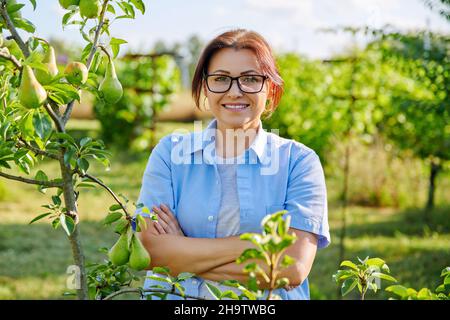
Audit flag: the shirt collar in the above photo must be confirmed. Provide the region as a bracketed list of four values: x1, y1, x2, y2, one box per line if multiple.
[189, 118, 270, 164]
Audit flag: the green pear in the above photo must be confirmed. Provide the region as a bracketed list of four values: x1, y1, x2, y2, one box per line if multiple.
[108, 232, 130, 266]
[129, 234, 151, 271]
[79, 0, 101, 19]
[99, 58, 123, 104]
[64, 61, 88, 85]
[35, 46, 59, 85]
[18, 65, 47, 109]
[58, 0, 80, 9]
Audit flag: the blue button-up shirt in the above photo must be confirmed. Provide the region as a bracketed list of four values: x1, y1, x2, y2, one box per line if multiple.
[136, 119, 330, 300]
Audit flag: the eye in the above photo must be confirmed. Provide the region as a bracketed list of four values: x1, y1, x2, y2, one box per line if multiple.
[213, 76, 229, 82]
[241, 76, 261, 83]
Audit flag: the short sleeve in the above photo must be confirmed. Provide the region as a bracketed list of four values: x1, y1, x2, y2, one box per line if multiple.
[285, 149, 331, 249]
[135, 135, 175, 218]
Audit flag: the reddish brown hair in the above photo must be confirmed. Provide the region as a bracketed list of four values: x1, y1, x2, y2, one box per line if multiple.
[191, 29, 284, 116]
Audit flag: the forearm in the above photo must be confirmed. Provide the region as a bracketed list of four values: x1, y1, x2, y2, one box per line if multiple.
[198, 259, 304, 290]
[140, 234, 252, 275]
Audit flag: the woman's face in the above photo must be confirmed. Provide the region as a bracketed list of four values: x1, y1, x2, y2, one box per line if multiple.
[204, 48, 271, 131]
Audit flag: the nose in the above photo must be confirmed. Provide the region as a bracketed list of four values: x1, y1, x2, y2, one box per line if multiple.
[227, 79, 243, 98]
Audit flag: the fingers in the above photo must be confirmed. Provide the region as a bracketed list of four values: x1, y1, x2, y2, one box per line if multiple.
[153, 204, 184, 236]
[145, 217, 165, 235]
[160, 204, 177, 223]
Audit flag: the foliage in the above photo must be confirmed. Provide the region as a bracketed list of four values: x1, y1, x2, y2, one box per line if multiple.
[205, 210, 298, 300]
[386, 267, 450, 300]
[333, 256, 397, 299]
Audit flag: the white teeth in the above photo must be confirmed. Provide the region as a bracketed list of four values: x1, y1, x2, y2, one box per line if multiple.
[223, 104, 248, 109]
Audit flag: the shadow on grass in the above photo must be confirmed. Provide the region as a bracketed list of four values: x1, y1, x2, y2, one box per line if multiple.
[344, 205, 450, 239]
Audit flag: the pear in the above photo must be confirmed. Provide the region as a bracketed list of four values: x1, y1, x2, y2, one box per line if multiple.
[18, 65, 47, 109]
[129, 234, 151, 271]
[99, 58, 123, 104]
[64, 61, 88, 85]
[0, 34, 3, 47]
[35, 46, 59, 85]
[58, 0, 80, 9]
[108, 232, 130, 266]
[79, 0, 101, 19]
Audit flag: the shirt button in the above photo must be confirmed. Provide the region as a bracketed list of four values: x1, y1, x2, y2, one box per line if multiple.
[192, 280, 198, 285]
[208, 215, 214, 222]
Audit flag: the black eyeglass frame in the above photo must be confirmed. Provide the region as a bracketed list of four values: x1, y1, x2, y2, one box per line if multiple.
[203, 74, 269, 94]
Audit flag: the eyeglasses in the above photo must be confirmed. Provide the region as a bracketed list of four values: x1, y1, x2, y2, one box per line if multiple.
[204, 74, 268, 93]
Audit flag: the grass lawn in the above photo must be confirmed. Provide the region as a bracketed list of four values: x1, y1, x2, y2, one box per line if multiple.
[0, 120, 448, 299]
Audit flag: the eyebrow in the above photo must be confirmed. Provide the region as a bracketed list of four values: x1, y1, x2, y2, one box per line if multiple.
[211, 69, 260, 75]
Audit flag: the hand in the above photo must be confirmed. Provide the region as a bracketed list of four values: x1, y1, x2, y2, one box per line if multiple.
[152, 204, 185, 236]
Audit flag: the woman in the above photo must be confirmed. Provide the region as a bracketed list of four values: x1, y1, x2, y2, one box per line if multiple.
[136, 29, 330, 300]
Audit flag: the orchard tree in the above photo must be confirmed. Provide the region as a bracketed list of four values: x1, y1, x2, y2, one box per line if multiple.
[0, 0, 150, 300]
[375, 31, 449, 212]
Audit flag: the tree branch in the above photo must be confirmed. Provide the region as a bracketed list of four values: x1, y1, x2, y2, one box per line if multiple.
[0, 171, 63, 187]
[0, 1, 30, 57]
[102, 287, 207, 301]
[17, 138, 60, 160]
[62, 0, 110, 125]
[0, 47, 21, 69]
[44, 103, 64, 132]
[78, 172, 131, 218]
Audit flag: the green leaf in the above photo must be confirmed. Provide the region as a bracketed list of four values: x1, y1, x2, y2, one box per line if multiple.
[60, 214, 75, 236]
[103, 212, 123, 225]
[441, 267, 450, 277]
[62, 10, 76, 26]
[129, 0, 145, 14]
[371, 272, 397, 283]
[77, 157, 89, 174]
[173, 282, 185, 296]
[114, 220, 129, 234]
[80, 137, 92, 148]
[152, 266, 170, 276]
[12, 17, 36, 33]
[33, 112, 52, 141]
[109, 204, 122, 211]
[340, 260, 359, 271]
[281, 255, 296, 268]
[205, 282, 222, 300]
[220, 290, 239, 300]
[341, 278, 358, 296]
[136, 214, 147, 230]
[366, 258, 386, 268]
[385, 285, 408, 298]
[29, 212, 52, 224]
[28, 0, 37, 10]
[176, 272, 195, 282]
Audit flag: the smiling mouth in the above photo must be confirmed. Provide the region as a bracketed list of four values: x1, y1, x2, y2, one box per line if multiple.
[222, 104, 250, 110]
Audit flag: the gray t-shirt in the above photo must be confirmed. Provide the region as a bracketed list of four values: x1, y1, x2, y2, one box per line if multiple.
[198, 154, 242, 299]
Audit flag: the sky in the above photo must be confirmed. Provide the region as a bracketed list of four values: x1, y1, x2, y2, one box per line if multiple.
[17, 0, 450, 60]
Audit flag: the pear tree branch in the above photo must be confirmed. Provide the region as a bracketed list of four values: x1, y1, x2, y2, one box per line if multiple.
[103, 288, 206, 301]
[62, 0, 110, 125]
[0, 171, 63, 187]
[0, 47, 21, 69]
[0, 1, 30, 57]
[76, 171, 131, 219]
[17, 138, 60, 160]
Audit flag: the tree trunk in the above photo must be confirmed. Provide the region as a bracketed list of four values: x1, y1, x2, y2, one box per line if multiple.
[59, 156, 89, 300]
[337, 141, 351, 299]
[425, 158, 441, 216]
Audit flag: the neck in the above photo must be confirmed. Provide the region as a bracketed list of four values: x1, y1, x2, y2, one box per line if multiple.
[215, 120, 260, 158]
